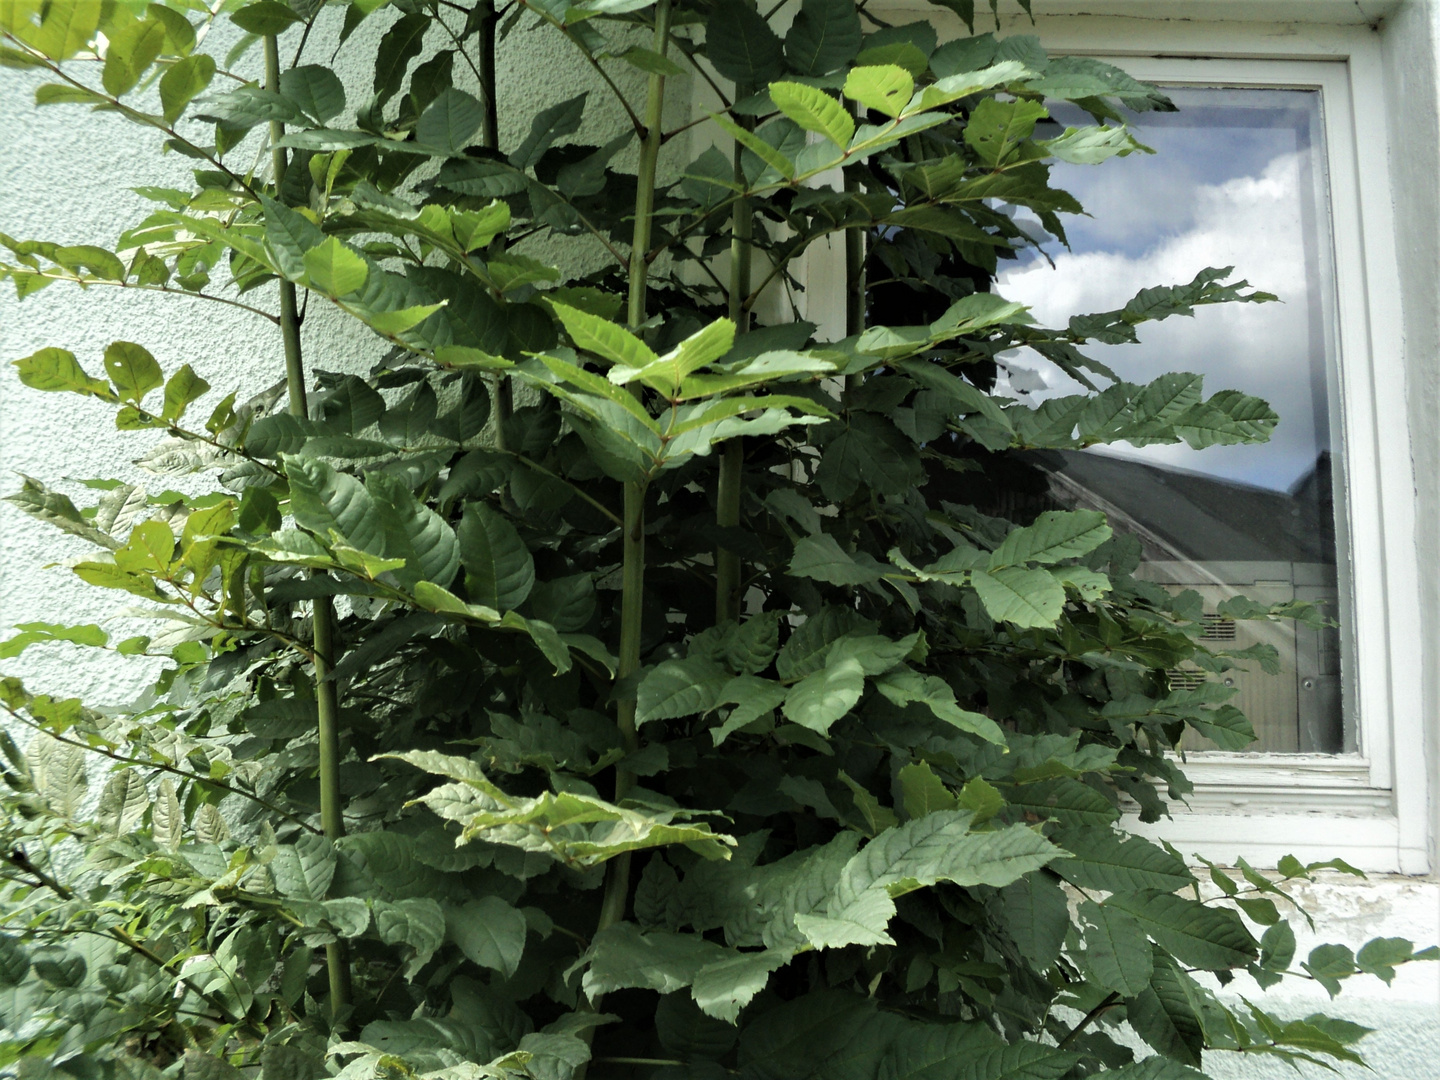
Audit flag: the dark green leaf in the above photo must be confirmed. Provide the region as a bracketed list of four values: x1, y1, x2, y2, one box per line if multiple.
[230, 1, 303, 36]
[416, 88, 485, 155]
[1105, 891, 1257, 971]
[1079, 899, 1153, 996]
[447, 896, 527, 978]
[706, 0, 785, 85]
[784, 0, 862, 76]
[510, 92, 587, 171]
[280, 64, 346, 125]
[458, 501, 535, 610]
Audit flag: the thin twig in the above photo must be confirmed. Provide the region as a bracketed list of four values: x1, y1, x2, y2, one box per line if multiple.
[1, 271, 281, 324]
[516, 0, 645, 135]
[1057, 991, 1121, 1048]
[506, 451, 623, 526]
[2, 37, 261, 199]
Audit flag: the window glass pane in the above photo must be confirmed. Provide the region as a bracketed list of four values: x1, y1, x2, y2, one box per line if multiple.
[997, 87, 1348, 754]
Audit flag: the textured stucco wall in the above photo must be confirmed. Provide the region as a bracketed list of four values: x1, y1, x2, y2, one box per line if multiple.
[1, 1, 1438, 1075]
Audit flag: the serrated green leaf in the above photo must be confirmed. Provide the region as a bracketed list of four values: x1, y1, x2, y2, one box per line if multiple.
[691, 949, 790, 1024]
[447, 896, 527, 978]
[581, 923, 729, 998]
[159, 52, 215, 123]
[375, 897, 446, 977]
[366, 470, 459, 589]
[617, 317, 736, 392]
[151, 776, 181, 849]
[102, 16, 166, 96]
[509, 91, 587, 171]
[283, 453, 387, 557]
[769, 81, 854, 149]
[963, 96, 1049, 169]
[843, 64, 913, 118]
[96, 767, 149, 836]
[280, 63, 345, 125]
[877, 1020, 1077, 1080]
[229, 1, 301, 36]
[711, 110, 796, 181]
[971, 567, 1065, 628]
[783, 0, 861, 75]
[872, 668, 1006, 744]
[270, 833, 336, 901]
[989, 510, 1112, 568]
[782, 653, 864, 734]
[898, 761, 956, 820]
[705, 0, 785, 85]
[1129, 951, 1205, 1066]
[1079, 899, 1153, 996]
[637, 658, 730, 725]
[789, 532, 886, 585]
[13, 347, 115, 399]
[0, 935, 30, 987]
[551, 302, 656, 369]
[160, 363, 210, 421]
[303, 236, 368, 297]
[458, 501, 534, 610]
[995, 874, 1069, 970]
[712, 675, 787, 745]
[1105, 891, 1257, 971]
[1053, 829, 1193, 893]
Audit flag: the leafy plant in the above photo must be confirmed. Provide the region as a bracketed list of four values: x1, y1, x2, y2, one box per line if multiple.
[0, 0, 1431, 1077]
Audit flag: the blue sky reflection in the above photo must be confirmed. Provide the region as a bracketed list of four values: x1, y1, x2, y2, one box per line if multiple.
[996, 88, 1336, 494]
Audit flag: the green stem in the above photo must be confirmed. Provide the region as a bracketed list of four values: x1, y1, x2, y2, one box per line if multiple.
[715, 440, 743, 622]
[1057, 991, 1121, 1048]
[589, 3, 672, 1023]
[845, 172, 866, 339]
[265, 32, 351, 1021]
[478, 0, 500, 149]
[844, 133, 866, 391]
[715, 91, 754, 625]
[625, 0, 672, 329]
[472, 1, 514, 445]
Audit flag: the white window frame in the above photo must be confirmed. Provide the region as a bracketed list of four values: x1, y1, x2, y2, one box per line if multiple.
[814, 8, 1427, 872]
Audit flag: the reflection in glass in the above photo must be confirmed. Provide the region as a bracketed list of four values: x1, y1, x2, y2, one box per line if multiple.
[997, 88, 1347, 754]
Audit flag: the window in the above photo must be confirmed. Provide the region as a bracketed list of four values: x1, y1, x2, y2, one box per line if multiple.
[998, 86, 1347, 757]
[787, 13, 1426, 871]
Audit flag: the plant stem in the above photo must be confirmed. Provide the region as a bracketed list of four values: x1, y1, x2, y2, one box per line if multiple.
[715, 440, 743, 622]
[1057, 991, 1121, 1048]
[714, 89, 754, 625]
[588, 3, 673, 1019]
[472, 1, 515, 445]
[845, 172, 867, 339]
[265, 32, 351, 1021]
[477, 0, 500, 150]
[626, 0, 671, 328]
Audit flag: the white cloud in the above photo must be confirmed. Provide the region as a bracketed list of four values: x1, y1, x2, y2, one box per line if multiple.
[996, 152, 1334, 492]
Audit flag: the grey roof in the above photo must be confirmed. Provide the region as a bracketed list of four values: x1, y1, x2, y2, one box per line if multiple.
[1025, 449, 1335, 565]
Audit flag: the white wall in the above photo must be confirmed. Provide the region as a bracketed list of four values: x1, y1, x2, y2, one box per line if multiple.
[1, 1, 1437, 1075]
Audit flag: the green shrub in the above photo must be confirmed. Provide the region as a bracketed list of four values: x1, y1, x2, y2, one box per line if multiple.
[0, 0, 1430, 1076]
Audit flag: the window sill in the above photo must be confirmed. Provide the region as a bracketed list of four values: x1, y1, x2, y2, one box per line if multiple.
[1174, 755, 1387, 814]
[1122, 755, 1423, 874]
